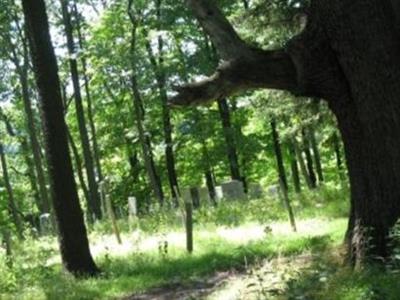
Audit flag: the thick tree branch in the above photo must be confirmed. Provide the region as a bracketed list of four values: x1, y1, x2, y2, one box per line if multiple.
[170, 49, 298, 105]
[170, 0, 300, 106]
[185, 0, 251, 60]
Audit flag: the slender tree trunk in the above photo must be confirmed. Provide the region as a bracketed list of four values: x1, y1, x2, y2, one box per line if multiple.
[288, 140, 301, 193]
[0, 144, 24, 240]
[293, 138, 313, 189]
[144, 14, 179, 200]
[21, 138, 42, 211]
[270, 119, 296, 231]
[200, 131, 216, 202]
[60, 0, 102, 220]
[302, 129, 317, 188]
[5, 23, 51, 214]
[270, 119, 288, 191]
[218, 99, 242, 181]
[67, 128, 91, 212]
[72, 1, 103, 183]
[22, 0, 99, 275]
[332, 132, 343, 172]
[128, 12, 164, 205]
[308, 126, 324, 183]
[19, 73, 51, 214]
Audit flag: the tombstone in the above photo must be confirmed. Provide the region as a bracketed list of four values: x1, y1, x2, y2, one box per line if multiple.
[39, 213, 53, 235]
[267, 184, 280, 198]
[128, 196, 138, 216]
[248, 183, 264, 199]
[220, 180, 246, 200]
[215, 186, 223, 200]
[198, 187, 211, 203]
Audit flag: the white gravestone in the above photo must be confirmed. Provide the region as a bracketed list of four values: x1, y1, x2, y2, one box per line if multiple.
[215, 186, 224, 200]
[128, 197, 137, 216]
[39, 213, 52, 235]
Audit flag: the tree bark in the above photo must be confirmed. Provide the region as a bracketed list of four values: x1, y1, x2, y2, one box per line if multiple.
[60, 0, 102, 221]
[22, 0, 98, 275]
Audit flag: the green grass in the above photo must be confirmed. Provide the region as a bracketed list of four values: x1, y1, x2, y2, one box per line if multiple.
[0, 218, 346, 299]
[6, 185, 396, 300]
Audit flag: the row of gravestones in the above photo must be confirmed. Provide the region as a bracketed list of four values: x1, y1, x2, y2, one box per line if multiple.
[176, 181, 281, 210]
[36, 181, 281, 234]
[126, 180, 280, 215]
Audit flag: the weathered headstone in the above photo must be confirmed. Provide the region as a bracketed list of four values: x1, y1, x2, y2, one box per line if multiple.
[248, 183, 264, 199]
[198, 187, 211, 203]
[39, 213, 52, 235]
[267, 184, 280, 198]
[220, 180, 246, 200]
[128, 197, 138, 216]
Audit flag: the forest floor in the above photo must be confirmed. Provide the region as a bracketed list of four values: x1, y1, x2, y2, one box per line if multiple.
[120, 218, 345, 300]
[3, 188, 400, 299]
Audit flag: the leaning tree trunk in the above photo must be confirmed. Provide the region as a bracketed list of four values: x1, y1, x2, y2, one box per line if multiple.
[60, 0, 102, 221]
[22, 0, 98, 276]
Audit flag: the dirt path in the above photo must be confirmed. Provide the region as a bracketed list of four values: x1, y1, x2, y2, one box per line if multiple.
[123, 245, 343, 300]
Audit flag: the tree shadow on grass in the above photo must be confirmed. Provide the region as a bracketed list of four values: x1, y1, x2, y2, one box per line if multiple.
[30, 234, 334, 300]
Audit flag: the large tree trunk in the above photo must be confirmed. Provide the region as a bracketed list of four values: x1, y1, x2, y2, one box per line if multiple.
[22, 0, 98, 275]
[61, 0, 102, 221]
[171, 0, 400, 265]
